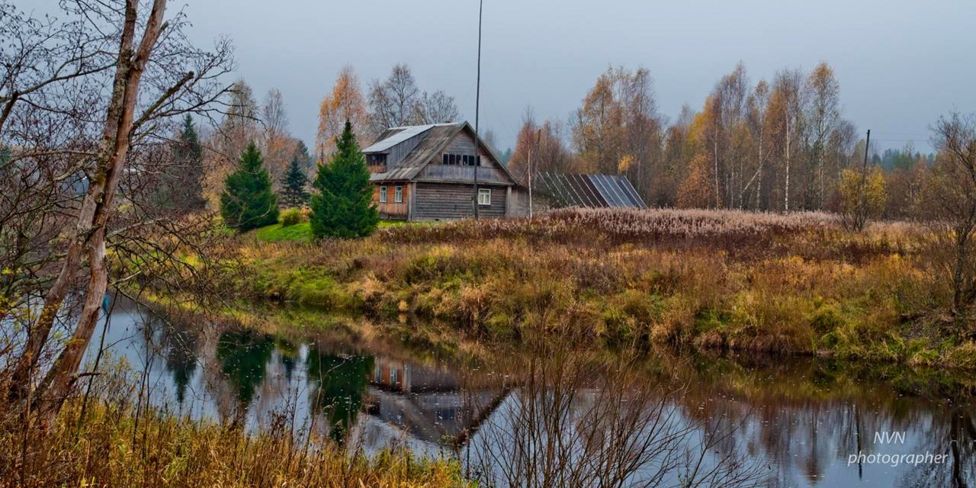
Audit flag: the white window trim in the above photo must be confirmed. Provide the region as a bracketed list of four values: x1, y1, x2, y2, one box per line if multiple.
[478, 188, 491, 206]
[379, 185, 387, 203]
[394, 185, 404, 203]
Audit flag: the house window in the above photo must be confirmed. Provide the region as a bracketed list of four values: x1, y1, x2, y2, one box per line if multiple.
[394, 185, 403, 203]
[390, 367, 399, 385]
[478, 188, 491, 206]
[368, 154, 387, 166]
[379, 185, 387, 203]
[442, 154, 480, 166]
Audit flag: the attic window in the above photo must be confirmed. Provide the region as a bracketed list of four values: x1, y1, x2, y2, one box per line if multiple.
[368, 154, 387, 166]
[442, 154, 480, 166]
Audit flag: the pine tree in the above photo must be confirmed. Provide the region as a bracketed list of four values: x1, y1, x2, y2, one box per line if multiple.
[281, 143, 310, 207]
[309, 121, 379, 238]
[173, 115, 206, 211]
[220, 142, 279, 231]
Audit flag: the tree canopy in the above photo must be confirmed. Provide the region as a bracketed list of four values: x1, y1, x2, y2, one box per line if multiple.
[309, 121, 379, 239]
[220, 143, 279, 231]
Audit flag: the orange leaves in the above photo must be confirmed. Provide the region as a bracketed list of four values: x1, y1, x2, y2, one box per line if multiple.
[317, 66, 369, 159]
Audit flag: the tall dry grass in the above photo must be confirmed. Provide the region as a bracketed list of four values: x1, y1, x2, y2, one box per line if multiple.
[0, 398, 466, 488]
[216, 208, 969, 368]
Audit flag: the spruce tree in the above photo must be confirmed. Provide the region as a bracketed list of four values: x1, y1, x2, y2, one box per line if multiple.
[220, 142, 279, 231]
[155, 116, 206, 213]
[281, 146, 310, 207]
[309, 121, 379, 238]
[173, 115, 206, 211]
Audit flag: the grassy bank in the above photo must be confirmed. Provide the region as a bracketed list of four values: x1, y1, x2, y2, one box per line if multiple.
[0, 398, 466, 488]
[219, 208, 972, 369]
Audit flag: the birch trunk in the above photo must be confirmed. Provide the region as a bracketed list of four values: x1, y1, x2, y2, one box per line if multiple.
[784, 116, 792, 212]
[27, 0, 169, 415]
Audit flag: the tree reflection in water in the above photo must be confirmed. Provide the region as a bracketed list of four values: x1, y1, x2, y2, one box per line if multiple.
[464, 347, 767, 488]
[215, 329, 275, 426]
[160, 323, 200, 405]
[306, 350, 373, 444]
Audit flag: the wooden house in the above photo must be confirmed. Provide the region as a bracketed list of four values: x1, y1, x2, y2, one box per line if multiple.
[363, 122, 523, 220]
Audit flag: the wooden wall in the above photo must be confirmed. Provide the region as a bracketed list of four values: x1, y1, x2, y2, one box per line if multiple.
[413, 183, 506, 220]
[373, 184, 410, 219]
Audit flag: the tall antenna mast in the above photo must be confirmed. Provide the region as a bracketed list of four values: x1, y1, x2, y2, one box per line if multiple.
[473, 0, 483, 220]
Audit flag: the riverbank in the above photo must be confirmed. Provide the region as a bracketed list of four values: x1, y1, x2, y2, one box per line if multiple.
[191, 208, 973, 370]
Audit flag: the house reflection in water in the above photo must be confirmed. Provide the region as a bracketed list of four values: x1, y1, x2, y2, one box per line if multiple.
[361, 357, 507, 450]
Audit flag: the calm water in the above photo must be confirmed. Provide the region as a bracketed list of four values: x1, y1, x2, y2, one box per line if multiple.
[82, 297, 975, 487]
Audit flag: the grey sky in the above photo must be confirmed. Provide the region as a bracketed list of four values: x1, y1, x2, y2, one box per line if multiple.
[23, 0, 976, 152]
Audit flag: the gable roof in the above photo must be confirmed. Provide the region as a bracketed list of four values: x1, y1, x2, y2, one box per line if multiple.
[362, 123, 451, 153]
[365, 121, 517, 185]
[536, 172, 647, 208]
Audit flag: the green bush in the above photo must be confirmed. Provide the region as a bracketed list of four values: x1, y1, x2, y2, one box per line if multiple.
[281, 208, 304, 227]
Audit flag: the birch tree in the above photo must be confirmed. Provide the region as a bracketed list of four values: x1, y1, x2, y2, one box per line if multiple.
[4, 0, 233, 415]
[805, 62, 841, 209]
[317, 66, 369, 159]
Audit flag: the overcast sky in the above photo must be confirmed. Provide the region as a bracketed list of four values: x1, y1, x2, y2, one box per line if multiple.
[23, 0, 976, 152]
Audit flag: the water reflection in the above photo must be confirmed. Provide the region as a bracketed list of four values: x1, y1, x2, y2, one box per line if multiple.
[159, 322, 199, 404]
[306, 350, 372, 444]
[82, 299, 975, 487]
[215, 330, 274, 425]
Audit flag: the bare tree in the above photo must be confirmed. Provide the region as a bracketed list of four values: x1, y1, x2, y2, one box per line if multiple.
[3, 0, 234, 416]
[767, 69, 806, 212]
[928, 113, 976, 325]
[261, 88, 295, 184]
[412, 90, 460, 125]
[0, 1, 114, 134]
[367, 64, 460, 134]
[367, 64, 420, 134]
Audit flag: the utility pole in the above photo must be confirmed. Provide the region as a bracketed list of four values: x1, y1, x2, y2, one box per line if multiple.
[472, 0, 483, 220]
[862, 129, 871, 170]
[528, 146, 533, 218]
[855, 129, 871, 231]
[528, 128, 541, 218]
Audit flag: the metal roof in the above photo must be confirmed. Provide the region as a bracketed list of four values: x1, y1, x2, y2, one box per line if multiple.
[362, 123, 456, 153]
[536, 173, 647, 209]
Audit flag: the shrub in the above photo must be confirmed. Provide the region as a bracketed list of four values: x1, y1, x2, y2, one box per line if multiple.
[281, 208, 304, 227]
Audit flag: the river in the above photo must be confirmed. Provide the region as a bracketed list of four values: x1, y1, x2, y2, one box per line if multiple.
[80, 296, 975, 487]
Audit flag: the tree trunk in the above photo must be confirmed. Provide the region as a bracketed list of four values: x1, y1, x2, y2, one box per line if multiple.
[952, 225, 971, 314]
[4, 0, 144, 404]
[784, 119, 792, 213]
[23, 0, 169, 416]
[713, 132, 720, 209]
[34, 232, 108, 414]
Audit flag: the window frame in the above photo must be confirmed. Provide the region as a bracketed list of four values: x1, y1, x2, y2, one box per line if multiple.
[394, 185, 404, 203]
[379, 185, 387, 203]
[478, 188, 491, 206]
